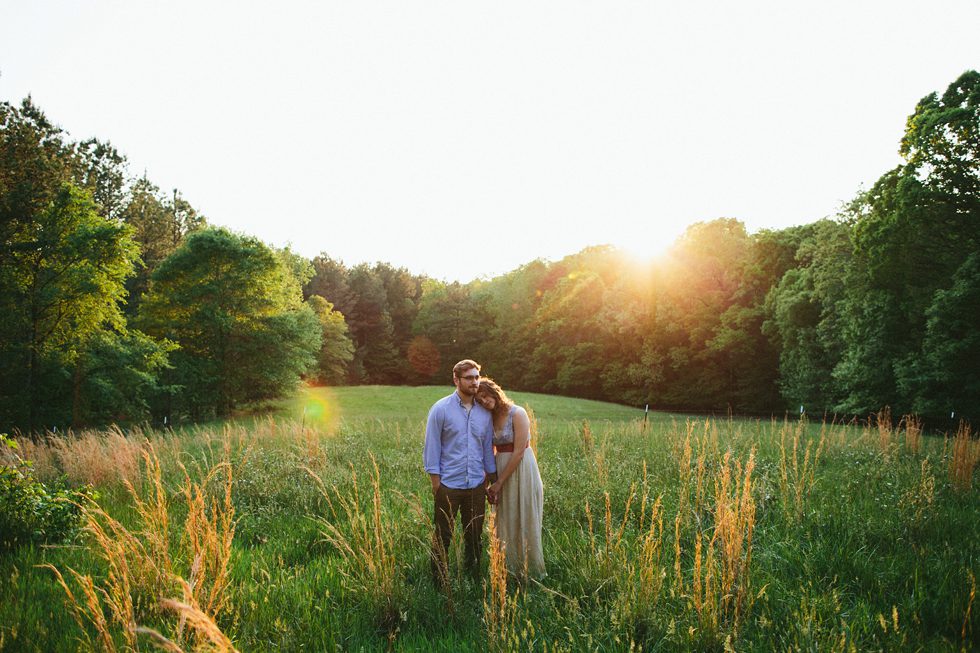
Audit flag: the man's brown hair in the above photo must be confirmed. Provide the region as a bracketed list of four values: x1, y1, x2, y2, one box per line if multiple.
[453, 359, 481, 378]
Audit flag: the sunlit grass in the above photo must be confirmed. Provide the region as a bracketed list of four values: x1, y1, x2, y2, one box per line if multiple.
[1, 387, 977, 651]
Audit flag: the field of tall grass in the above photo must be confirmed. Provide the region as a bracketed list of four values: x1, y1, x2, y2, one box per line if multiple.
[1, 386, 977, 651]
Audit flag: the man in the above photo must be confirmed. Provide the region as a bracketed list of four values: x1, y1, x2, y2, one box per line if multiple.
[423, 359, 497, 584]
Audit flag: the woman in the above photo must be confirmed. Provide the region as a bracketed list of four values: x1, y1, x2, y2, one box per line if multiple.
[476, 377, 545, 579]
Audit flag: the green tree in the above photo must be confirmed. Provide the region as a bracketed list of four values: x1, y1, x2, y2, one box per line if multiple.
[305, 255, 355, 315]
[373, 262, 423, 383]
[647, 219, 755, 410]
[120, 178, 207, 314]
[470, 260, 548, 389]
[72, 138, 129, 222]
[0, 185, 138, 431]
[307, 295, 355, 385]
[413, 280, 492, 381]
[0, 98, 73, 250]
[834, 71, 979, 417]
[71, 329, 176, 427]
[900, 253, 980, 421]
[525, 248, 618, 398]
[762, 220, 853, 413]
[138, 228, 320, 418]
[344, 264, 401, 384]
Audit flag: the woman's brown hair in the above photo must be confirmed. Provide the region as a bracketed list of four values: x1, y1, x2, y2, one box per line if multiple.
[477, 377, 514, 429]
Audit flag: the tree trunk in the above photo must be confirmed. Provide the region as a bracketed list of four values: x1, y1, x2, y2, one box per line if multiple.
[72, 361, 84, 430]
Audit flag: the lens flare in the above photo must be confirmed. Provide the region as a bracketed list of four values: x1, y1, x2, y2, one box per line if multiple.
[299, 387, 341, 434]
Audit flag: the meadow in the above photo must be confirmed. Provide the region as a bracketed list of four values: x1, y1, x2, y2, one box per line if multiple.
[1, 385, 978, 652]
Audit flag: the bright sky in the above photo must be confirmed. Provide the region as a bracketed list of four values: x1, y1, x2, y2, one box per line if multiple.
[2, 2, 978, 282]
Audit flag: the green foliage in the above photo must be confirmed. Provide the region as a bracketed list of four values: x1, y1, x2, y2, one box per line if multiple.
[120, 177, 208, 314]
[831, 71, 980, 419]
[0, 434, 93, 550]
[306, 258, 424, 384]
[0, 98, 180, 431]
[345, 264, 404, 383]
[73, 329, 177, 425]
[764, 220, 853, 412]
[413, 279, 493, 381]
[901, 70, 980, 204]
[306, 295, 355, 384]
[138, 228, 321, 418]
[4, 71, 980, 431]
[901, 253, 980, 419]
[0, 181, 140, 430]
[72, 138, 129, 221]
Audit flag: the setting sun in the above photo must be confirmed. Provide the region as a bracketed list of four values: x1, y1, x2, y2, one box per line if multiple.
[611, 222, 686, 265]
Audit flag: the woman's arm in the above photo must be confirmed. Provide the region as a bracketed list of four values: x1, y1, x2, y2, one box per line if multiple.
[491, 406, 531, 492]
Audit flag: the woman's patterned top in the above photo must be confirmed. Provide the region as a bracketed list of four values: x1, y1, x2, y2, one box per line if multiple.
[492, 405, 516, 445]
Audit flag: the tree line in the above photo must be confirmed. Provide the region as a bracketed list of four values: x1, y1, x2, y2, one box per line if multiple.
[1, 71, 977, 432]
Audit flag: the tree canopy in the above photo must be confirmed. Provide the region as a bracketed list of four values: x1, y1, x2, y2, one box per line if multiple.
[2, 71, 978, 431]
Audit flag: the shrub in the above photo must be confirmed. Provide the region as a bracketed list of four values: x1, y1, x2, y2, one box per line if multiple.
[0, 434, 94, 550]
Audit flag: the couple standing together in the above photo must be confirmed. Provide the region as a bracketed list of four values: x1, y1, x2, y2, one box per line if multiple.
[423, 359, 545, 584]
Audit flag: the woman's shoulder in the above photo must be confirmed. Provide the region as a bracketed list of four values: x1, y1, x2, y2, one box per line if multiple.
[510, 404, 528, 421]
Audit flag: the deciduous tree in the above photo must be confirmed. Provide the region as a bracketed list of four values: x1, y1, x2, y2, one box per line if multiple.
[138, 228, 319, 418]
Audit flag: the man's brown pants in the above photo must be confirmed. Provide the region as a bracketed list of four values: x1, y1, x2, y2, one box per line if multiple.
[431, 483, 486, 584]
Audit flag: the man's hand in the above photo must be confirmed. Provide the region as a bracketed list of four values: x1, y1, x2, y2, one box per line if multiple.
[486, 474, 501, 505]
[430, 474, 441, 494]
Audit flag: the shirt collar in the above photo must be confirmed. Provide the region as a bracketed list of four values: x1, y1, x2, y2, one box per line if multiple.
[454, 391, 475, 410]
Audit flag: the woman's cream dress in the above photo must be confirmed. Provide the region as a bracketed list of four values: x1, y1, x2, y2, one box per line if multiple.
[493, 405, 545, 578]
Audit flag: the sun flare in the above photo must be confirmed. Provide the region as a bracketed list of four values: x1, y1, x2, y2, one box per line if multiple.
[612, 225, 683, 264]
[299, 387, 341, 433]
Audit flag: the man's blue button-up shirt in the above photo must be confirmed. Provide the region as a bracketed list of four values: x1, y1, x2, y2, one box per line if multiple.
[423, 391, 496, 490]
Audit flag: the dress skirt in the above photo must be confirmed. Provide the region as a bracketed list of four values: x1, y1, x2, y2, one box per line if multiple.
[493, 447, 545, 578]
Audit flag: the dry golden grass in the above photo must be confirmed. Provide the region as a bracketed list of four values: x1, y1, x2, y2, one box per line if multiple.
[679, 450, 758, 639]
[484, 509, 516, 653]
[44, 431, 237, 652]
[43, 563, 123, 652]
[42, 497, 163, 651]
[584, 485, 640, 584]
[137, 579, 241, 653]
[877, 407, 894, 454]
[525, 405, 539, 452]
[901, 457, 936, 530]
[949, 422, 978, 492]
[595, 433, 611, 488]
[636, 494, 666, 603]
[579, 419, 594, 455]
[178, 460, 235, 620]
[901, 414, 923, 455]
[14, 425, 146, 486]
[675, 420, 713, 520]
[582, 466, 669, 634]
[124, 442, 175, 587]
[618, 489, 666, 626]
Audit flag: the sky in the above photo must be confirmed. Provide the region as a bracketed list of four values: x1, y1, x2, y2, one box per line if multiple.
[2, 1, 978, 282]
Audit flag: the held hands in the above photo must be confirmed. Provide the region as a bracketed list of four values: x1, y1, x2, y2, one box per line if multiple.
[486, 480, 503, 505]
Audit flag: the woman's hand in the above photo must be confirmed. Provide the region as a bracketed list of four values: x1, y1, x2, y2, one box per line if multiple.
[489, 480, 503, 498]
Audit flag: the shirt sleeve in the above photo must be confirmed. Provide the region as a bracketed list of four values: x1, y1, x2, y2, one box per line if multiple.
[423, 403, 443, 475]
[483, 415, 497, 474]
